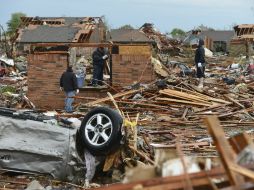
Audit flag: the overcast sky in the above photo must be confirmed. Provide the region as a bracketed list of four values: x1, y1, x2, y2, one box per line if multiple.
[1, 0, 254, 33]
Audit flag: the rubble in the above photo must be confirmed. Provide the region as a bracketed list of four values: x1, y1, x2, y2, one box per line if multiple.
[2, 17, 254, 190]
[140, 23, 182, 55]
[2, 50, 254, 188]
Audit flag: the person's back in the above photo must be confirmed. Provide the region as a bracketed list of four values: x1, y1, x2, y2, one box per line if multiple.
[92, 48, 104, 65]
[60, 67, 77, 92]
[60, 66, 79, 113]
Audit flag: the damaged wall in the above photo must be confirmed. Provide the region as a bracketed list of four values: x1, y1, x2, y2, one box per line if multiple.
[27, 53, 67, 109]
[27, 44, 154, 109]
[27, 52, 108, 109]
[112, 45, 155, 86]
[229, 43, 248, 57]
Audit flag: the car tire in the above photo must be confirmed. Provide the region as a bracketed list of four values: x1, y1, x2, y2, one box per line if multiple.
[80, 107, 123, 156]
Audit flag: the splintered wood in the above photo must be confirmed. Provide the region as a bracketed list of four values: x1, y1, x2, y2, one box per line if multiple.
[79, 76, 254, 158]
[93, 116, 254, 190]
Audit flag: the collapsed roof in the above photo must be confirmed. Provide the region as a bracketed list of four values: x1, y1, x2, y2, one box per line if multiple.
[108, 29, 153, 43]
[16, 17, 106, 43]
[233, 24, 254, 40]
[139, 23, 181, 53]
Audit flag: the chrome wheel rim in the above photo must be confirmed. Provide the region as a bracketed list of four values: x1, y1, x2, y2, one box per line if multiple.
[85, 113, 113, 146]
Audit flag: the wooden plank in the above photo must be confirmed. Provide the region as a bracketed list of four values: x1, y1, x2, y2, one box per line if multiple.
[103, 151, 119, 172]
[34, 51, 68, 54]
[195, 103, 233, 113]
[225, 95, 245, 109]
[219, 108, 254, 118]
[107, 92, 123, 117]
[229, 132, 253, 155]
[179, 84, 231, 104]
[128, 145, 155, 165]
[91, 167, 227, 190]
[181, 107, 189, 120]
[150, 142, 209, 148]
[221, 182, 254, 190]
[176, 137, 194, 190]
[230, 164, 254, 181]
[159, 89, 212, 104]
[156, 97, 212, 107]
[85, 89, 140, 106]
[116, 100, 170, 109]
[204, 116, 244, 186]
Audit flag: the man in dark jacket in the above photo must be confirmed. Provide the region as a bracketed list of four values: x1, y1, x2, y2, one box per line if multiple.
[92, 47, 108, 86]
[60, 66, 79, 112]
[195, 39, 205, 88]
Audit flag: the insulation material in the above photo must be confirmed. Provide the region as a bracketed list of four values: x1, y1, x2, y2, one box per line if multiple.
[84, 150, 96, 181]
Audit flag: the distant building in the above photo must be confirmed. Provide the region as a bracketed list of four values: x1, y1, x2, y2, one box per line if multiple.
[230, 24, 254, 57]
[184, 30, 234, 53]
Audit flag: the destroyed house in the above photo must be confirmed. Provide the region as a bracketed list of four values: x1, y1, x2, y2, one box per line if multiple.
[16, 16, 105, 43]
[184, 30, 234, 53]
[16, 17, 155, 109]
[230, 24, 254, 57]
[140, 23, 181, 54]
[199, 30, 234, 53]
[108, 29, 155, 87]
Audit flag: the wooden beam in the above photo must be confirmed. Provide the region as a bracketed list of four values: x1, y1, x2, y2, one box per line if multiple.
[229, 132, 253, 155]
[85, 89, 140, 106]
[156, 97, 212, 107]
[31, 42, 112, 48]
[230, 164, 254, 181]
[91, 167, 227, 190]
[224, 95, 245, 109]
[204, 116, 244, 186]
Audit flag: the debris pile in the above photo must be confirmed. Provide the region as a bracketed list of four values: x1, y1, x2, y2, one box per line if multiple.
[140, 23, 182, 54]
[93, 116, 254, 189]
[2, 24, 254, 189]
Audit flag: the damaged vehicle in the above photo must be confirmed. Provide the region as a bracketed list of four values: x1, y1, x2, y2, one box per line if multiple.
[0, 107, 123, 182]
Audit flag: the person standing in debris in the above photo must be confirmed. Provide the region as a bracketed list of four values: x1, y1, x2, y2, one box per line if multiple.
[60, 66, 79, 112]
[92, 47, 108, 86]
[195, 39, 206, 88]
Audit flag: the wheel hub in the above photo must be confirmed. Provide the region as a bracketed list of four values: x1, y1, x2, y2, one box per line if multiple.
[84, 113, 113, 146]
[95, 124, 103, 133]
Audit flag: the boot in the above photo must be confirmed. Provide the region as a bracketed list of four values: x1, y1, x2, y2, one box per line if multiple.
[198, 78, 204, 88]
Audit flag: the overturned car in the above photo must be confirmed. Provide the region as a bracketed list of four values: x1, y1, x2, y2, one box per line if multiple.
[0, 107, 123, 181]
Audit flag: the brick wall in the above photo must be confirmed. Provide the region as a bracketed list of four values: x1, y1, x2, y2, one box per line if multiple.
[112, 45, 155, 86]
[27, 53, 108, 109]
[27, 44, 155, 109]
[27, 53, 67, 109]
